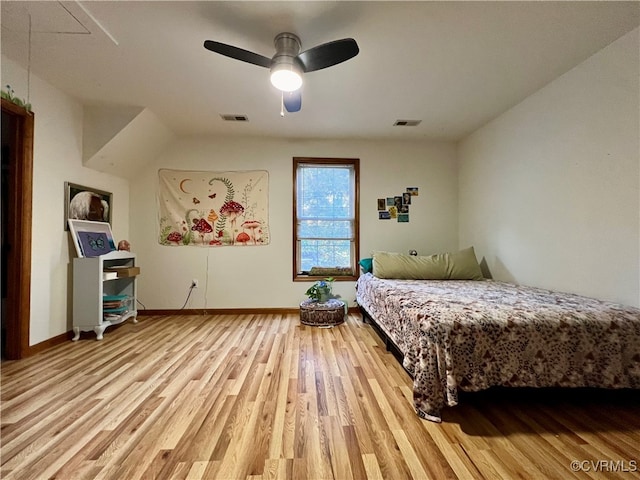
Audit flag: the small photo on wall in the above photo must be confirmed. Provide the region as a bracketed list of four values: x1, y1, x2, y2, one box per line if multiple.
[379, 211, 391, 220]
[398, 213, 409, 223]
[388, 206, 398, 218]
[402, 192, 411, 205]
[386, 197, 395, 206]
[393, 196, 402, 210]
[406, 187, 419, 196]
[377, 198, 386, 210]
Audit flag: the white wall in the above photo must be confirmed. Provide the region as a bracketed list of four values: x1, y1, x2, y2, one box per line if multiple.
[8, 25, 636, 345]
[2, 56, 131, 345]
[458, 28, 640, 307]
[130, 137, 458, 310]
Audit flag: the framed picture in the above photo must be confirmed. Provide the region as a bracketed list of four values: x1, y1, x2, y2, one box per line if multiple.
[64, 182, 112, 230]
[68, 219, 116, 258]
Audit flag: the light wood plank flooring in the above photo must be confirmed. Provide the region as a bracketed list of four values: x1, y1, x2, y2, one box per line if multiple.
[2, 313, 639, 479]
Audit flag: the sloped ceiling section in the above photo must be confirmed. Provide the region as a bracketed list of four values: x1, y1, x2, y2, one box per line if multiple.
[83, 107, 176, 179]
[1, 1, 176, 179]
[83, 105, 144, 161]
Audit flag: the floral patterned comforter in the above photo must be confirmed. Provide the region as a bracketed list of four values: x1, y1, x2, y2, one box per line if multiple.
[356, 274, 640, 422]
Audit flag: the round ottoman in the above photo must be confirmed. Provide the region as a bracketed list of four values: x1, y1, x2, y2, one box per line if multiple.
[299, 298, 346, 327]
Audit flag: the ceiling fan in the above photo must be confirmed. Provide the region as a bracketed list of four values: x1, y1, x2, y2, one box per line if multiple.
[203, 33, 359, 113]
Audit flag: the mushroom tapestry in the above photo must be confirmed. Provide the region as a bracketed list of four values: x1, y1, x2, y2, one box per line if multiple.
[157, 169, 270, 247]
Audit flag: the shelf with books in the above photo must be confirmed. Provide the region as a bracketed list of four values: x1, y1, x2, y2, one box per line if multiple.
[72, 251, 138, 341]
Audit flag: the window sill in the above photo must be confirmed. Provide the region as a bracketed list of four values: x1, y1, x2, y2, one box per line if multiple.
[294, 273, 359, 282]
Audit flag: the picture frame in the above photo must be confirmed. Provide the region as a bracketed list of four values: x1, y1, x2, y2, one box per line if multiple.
[68, 219, 116, 258]
[64, 182, 112, 230]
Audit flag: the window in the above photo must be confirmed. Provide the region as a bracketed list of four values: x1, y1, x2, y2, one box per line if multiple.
[293, 157, 359, 281]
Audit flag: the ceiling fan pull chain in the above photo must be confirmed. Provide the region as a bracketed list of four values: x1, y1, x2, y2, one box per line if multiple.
[280, 92, 285, 117]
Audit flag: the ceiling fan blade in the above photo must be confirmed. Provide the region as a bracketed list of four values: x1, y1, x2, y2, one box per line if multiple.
[284, 90, 302, 113]
[297, 38, 359, 73]
[203, 40, 272, 68]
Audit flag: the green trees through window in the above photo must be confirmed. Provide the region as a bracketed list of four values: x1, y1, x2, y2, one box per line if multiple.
[293, 158, 360, 281]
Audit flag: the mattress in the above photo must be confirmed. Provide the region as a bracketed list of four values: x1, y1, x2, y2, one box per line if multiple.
[356, 273, 640, 422]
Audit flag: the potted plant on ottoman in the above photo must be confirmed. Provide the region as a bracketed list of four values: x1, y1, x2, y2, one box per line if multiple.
[300, 277, 345, 326]
[305, 277, 334, 303]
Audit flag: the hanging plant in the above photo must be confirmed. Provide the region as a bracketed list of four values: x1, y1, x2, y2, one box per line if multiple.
[1, 85, 31, 112]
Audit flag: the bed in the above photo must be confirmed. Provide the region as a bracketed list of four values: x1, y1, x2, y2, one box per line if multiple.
[356, 252, 640, 423]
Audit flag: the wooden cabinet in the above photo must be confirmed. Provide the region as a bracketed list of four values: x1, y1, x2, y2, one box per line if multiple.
[72, 250, 138, 341]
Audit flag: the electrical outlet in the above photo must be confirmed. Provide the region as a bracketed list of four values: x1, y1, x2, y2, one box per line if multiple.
[191, 279, 198, 288]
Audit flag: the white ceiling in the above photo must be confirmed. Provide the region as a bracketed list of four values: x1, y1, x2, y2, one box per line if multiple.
[2, 1, 639, 141]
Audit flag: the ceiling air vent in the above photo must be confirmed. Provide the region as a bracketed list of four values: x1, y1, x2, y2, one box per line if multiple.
[220, 114, 249, 122]
[393, 119, 421, 126]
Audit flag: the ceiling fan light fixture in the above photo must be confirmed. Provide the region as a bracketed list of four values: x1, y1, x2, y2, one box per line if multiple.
[204, 31, 358, 112]
[270, 61, 303, 92]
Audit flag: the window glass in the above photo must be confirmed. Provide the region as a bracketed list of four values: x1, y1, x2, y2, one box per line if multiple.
[293, 158, 359, 280]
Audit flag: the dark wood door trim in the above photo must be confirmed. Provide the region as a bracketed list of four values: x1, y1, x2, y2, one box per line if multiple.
[2, 98, 33, 359]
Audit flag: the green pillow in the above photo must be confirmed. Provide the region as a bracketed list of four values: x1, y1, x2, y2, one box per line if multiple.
[358, 257, 373, 273]
[446, 246, 483, 280]
[372, 251, 448, 279]
[372, 247, 483, 280]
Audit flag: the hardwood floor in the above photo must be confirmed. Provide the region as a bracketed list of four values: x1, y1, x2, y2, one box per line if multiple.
[2, 313, 639, 480]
